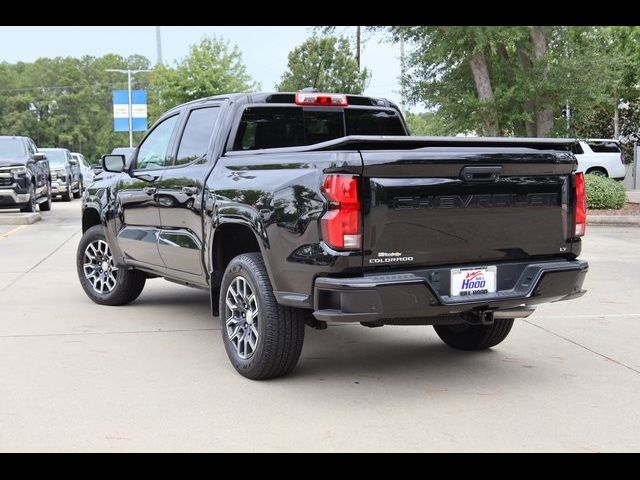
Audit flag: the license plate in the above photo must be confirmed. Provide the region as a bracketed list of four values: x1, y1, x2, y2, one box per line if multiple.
[450, 266, 497, 297]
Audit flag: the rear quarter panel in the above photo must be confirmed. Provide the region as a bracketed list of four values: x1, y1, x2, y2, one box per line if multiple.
[206, 151, 363, 303]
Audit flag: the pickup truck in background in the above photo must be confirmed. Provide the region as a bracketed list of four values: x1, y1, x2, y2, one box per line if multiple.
[574, 138, 626, 179]
[0, 135, 52, 213]
[77, 91, 588, 380]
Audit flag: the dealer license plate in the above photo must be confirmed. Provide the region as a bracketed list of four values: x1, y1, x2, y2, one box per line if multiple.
[450, 266, 497, 297]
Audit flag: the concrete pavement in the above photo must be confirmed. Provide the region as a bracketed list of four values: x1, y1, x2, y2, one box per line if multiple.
[0, 201, 639, 452]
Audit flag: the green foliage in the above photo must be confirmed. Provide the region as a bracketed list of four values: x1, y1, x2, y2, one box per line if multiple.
[404, 111, 456, 136]
[277, 36, 369, 94]
[585, 174, 627, 209]
[386, 26, 622, 137]
[571, 27, 640, 147]
[149, 36, 258, 119]
[0, 35, 257, 163]
[0, 54, 151, 163]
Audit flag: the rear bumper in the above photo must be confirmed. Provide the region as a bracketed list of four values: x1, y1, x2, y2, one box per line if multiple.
[313, 259, 588, 323]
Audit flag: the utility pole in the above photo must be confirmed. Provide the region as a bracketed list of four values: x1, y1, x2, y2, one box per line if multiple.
[105, 69, 152, 148]
[356, 26, 361, 71]
[155, 26, 163, 65]
[400, 37, 406, 117]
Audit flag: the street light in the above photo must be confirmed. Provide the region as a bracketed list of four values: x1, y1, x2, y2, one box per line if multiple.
[105, 68, 152, 147]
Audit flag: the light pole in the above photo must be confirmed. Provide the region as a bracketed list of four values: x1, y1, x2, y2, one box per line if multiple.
[105, 68, 152, 147]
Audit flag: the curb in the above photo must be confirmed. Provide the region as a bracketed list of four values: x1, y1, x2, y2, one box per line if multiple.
[0, 213, 41, 225]
[588, 215, 640, 226]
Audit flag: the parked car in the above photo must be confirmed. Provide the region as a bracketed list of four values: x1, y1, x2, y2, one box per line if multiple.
[71, 152, 94, 189]
[574, 139, 626, 180]
[39, 148, 81, 201]
[77, 91, 588, 380]
[0, 136, 52, 212]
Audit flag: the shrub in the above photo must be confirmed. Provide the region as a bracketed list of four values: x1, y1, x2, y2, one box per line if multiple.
[585, 174, 627, 209]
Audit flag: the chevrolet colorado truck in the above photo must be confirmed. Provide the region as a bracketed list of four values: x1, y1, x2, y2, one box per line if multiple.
[77, 91, 588, 380]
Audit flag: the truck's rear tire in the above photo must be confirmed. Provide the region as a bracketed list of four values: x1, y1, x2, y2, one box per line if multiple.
[77, 225, 146, 306]
[434, 318, 514, 350]
[220, 253, 305, 380]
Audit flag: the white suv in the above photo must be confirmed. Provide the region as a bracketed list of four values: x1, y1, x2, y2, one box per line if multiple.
[574, 139, 626, 180]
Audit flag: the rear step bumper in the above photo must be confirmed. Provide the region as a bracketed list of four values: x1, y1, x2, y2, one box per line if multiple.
[312, 259, 588, 323]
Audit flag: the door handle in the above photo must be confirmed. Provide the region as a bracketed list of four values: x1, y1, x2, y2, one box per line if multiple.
[460, 166, 503, 182]
[182, 186, 199, 196]
[143, 186, 157, 195]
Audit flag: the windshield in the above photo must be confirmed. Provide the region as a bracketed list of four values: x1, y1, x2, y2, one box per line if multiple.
[43, 150, 68, 166]
[0, 139, 26, 159]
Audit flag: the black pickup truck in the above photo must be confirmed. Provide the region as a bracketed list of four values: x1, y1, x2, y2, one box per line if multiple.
[77, 91, 588, 379]
[0, 136, 52, 212]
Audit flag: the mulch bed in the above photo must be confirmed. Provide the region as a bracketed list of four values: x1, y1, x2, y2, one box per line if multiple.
[588, 203, 640, 216]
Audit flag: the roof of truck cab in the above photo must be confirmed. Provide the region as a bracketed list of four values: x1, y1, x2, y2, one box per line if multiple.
[163, 92, 397, 115]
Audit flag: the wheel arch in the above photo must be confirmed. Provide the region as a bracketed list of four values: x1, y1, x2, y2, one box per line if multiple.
[586, 166, 609, 177]
[82, 207, 102, 233]
[209, 219, 270, 315]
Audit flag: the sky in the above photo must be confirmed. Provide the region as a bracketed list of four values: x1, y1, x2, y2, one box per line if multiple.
[0, 26, 414, 110]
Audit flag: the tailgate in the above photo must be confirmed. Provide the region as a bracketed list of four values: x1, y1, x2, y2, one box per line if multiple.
[360, 147, 576, 269]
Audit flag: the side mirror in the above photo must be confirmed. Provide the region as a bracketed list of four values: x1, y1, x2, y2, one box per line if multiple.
[69, 158, 78, 165]
[33, 152, 47, 161]
[101, 154, 126, 173]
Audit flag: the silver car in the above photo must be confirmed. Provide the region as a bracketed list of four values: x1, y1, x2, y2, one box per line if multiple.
[71, 152, 94, 188]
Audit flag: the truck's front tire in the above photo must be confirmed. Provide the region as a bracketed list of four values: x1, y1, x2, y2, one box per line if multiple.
[220, 253, 305, 380]
[77, 225, 146, 306]
[434, 318, 514, 350]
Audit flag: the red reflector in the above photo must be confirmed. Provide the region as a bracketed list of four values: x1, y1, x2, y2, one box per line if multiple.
[295, 92, 347, 107]
[320, 175, 361, 250]
[575, 172, 587, 237]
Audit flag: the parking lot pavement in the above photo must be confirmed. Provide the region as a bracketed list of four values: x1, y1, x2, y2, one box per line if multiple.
[0, 202, 639, 452]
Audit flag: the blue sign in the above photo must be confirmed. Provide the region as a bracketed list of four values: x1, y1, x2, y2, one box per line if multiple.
[112, 90, 147, 132]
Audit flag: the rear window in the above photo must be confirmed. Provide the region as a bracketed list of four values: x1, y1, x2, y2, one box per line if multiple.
[587, 141, 621, 153]
[233, 106, 405, 151]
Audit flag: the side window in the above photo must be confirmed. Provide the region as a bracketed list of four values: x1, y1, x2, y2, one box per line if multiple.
[136, 115, 180, 170]
[175, 107, 220, 165]
[26, 141, 35, 156]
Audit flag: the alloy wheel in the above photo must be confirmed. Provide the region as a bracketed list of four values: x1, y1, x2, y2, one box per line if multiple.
[225, 275, 260, 359]
[83, 240, 118, 294]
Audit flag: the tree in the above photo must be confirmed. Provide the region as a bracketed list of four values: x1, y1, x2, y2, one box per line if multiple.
[387, 26, 619, 137]
[276, 36, 369, 94]
[0, 54, 153, 162]
[404, 111, 456, 136]
[149, 36, 258, 118]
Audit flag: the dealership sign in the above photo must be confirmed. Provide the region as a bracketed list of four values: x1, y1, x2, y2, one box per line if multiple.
[112, 90, 147, 132]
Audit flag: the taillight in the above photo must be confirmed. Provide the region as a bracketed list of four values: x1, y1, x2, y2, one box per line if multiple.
[295, 92, 348, 107]
[574, 172, 587, 237]
[621, 152, 625, 165]
[320, 174, 361, 250]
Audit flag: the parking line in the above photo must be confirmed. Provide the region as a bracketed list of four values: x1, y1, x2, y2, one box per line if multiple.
[0, 225, 26, 240]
